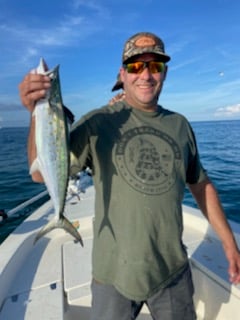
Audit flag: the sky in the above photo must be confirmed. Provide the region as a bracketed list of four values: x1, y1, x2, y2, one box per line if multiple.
[0, 0, 240, 127]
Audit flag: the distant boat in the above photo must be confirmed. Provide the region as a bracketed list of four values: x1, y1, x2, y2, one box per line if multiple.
[0, 173, 240, 319]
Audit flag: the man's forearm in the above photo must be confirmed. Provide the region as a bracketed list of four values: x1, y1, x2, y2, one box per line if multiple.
[188, 178, 238, 250]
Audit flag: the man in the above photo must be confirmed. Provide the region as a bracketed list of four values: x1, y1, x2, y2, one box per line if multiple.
[19, 32, 240, 320]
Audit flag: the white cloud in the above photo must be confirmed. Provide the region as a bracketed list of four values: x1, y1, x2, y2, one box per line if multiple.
[214, 104, 240, 118]
[0, 16, 91, 48]
[0, 7, 109, 75]
[72, 0, 110, 18]
[0, 1, 110, 55]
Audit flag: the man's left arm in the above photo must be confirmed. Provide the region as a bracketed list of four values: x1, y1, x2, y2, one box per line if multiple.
[188, 177, 240, 284]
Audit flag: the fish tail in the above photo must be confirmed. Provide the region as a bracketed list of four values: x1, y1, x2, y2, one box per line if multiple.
[60, 216, 84, 246]
[34, 216, 84, 246]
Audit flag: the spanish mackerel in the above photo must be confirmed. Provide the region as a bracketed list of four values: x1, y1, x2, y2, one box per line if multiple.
[30, 58, 83, 246]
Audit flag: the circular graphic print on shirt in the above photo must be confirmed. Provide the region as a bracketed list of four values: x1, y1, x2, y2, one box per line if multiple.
[115, 126, 181, 195]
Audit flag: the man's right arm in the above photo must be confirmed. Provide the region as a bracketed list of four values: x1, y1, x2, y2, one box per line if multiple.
[18, 73, 51, 182]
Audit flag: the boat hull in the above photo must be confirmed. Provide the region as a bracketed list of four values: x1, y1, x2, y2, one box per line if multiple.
[1, 186, 240, 319]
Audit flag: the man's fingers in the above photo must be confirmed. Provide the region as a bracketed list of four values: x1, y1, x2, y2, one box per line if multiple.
[18, 74, 51, 112]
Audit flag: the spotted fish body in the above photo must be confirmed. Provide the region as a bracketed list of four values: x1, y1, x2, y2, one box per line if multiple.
[30, 58, 83, 246]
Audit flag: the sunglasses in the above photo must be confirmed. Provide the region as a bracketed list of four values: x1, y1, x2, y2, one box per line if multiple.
[123, 61, 165, 74]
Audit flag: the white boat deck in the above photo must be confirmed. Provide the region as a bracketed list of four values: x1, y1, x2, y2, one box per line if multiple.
[0, 182, 240, 319]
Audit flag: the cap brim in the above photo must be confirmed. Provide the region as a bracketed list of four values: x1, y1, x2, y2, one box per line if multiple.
[111, 80, 123, 92]
[160, 53, 171, 62]
[123, 52, 171, 64]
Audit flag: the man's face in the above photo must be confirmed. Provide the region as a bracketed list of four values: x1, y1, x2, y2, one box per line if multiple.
[120, 53, 167, 112]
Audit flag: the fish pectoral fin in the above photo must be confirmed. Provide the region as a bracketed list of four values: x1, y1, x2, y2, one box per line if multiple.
[34, 216, 84, 246]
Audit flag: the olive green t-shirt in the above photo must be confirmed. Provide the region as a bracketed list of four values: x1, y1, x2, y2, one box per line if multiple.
[70, 101, 207, 300]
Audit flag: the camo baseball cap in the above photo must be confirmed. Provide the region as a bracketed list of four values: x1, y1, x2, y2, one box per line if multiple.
[111, 32, 170, 91]
[122, 32, 171, 63]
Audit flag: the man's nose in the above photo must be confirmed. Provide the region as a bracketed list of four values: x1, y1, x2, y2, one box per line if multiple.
[140, 66, 152, 79]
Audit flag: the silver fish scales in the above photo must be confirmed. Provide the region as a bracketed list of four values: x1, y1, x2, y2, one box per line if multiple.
[30, 58, 83, 246]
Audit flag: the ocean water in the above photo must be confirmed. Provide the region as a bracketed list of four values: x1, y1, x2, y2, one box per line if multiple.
[0, 127, 48, 243]
[184, 120, 240, 222]
[0, 120, 239, 243]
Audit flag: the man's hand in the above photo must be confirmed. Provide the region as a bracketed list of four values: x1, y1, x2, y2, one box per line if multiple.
[18, 72, 51, 113]
[224, 245, 240, 285]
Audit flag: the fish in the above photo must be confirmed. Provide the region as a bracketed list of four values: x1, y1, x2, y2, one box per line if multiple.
[30, 58, 83, 246]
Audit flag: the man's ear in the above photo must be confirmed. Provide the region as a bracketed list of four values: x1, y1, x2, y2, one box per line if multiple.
[119, 67, 125, 82]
